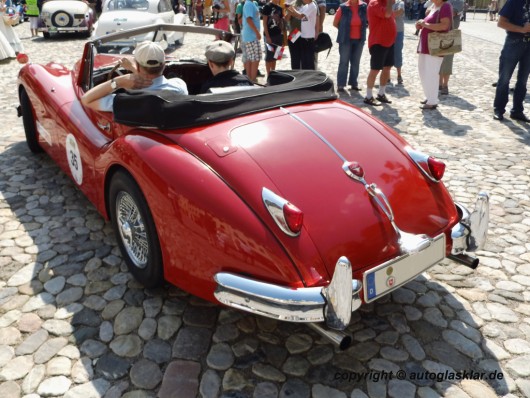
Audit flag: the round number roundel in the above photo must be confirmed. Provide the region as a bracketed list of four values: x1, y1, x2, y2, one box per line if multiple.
[66, 134, 83, 185]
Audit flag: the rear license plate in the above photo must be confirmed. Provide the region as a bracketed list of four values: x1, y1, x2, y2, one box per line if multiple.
[363, 234, 445, 303]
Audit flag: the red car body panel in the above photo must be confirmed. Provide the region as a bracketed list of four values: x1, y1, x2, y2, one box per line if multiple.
[18, 39, 461, 306]
[169, 104, 459, 287]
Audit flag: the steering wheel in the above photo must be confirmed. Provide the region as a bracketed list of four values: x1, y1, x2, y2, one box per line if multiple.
[107, 63, 124, 81]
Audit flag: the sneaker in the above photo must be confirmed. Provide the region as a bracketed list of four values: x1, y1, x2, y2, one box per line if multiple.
[257, 70, 265, 77]
[338, 86, 345, 91]
[493, 110, 504, 121]
[376, 94, 392, 104]
[364, 97, 382, 106]
[397, 76, 403, 85]
[350, 85, 362, 91]
[440, 86, 449, 95]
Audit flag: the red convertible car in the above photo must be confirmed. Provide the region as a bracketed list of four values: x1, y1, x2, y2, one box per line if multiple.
[17, 25, 489, 348]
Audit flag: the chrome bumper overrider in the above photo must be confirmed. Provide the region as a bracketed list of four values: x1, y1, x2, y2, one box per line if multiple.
[451, 192, 489, 254]
[214, 257, 363, 331]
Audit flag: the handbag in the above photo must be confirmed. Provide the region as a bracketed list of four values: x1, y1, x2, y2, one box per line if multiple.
[428, 29, 462, 56]
[314, 32, 332, 53]
[427, 3, 462, 56]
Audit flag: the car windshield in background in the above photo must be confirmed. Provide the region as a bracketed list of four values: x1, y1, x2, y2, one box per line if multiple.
[106, 0, 150, 11]
[92, 24, 237, 57]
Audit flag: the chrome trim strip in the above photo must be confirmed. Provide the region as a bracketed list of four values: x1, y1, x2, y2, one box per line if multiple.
[279, 109, 434, 255]
[280, 107, 347, 162]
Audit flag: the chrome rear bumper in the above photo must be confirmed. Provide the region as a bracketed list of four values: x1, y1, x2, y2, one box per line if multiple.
[214, 256, 363, 331]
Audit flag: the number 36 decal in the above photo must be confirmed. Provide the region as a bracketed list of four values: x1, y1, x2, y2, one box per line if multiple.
[66, 134, 83, 185]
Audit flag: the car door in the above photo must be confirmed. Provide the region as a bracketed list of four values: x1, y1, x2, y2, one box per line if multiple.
[51, 43, 114, 208]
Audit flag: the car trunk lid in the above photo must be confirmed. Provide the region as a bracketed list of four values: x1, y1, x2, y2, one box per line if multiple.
[168, 105, 457, 283]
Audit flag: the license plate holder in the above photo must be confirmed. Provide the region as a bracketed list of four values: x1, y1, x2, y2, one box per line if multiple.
[363, 234, 446, 303]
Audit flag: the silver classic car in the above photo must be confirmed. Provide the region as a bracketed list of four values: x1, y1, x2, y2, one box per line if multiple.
[92, 0, 186, 46]
[39, 0, 96, 38]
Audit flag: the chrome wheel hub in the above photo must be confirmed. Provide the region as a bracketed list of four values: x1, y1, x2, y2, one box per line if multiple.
[116, 191, 148, 269]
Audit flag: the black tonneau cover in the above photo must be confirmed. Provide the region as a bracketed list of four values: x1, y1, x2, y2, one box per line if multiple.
[113, 70, 337, 129]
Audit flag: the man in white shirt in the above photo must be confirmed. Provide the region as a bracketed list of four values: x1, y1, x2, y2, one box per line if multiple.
[287, 0, 318, 69]
[81, 41, 188, 112]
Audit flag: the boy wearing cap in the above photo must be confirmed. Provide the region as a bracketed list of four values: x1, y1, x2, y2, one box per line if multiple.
[201, 40, 253, 93]
[81, 41, 188, 112]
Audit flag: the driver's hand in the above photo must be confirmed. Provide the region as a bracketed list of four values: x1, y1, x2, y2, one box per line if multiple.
[120, 57, 136, 73]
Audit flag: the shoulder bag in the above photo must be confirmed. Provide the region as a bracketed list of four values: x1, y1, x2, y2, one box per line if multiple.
[427, 3, 462, 56]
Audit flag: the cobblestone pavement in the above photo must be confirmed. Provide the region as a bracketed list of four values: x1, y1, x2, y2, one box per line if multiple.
[1, 14, 530, 398]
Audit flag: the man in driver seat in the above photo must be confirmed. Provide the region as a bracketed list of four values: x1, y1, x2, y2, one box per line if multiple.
[81, 41, 188, 112]
[200, 40, 253, 93]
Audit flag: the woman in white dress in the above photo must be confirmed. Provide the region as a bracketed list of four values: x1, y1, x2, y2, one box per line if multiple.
[0, 0, 24, 57]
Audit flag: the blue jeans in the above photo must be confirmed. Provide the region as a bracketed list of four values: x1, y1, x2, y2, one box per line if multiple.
[337, 39, 364, 87]
[394, 31, 404, 69]
[494, 35, 530, 115]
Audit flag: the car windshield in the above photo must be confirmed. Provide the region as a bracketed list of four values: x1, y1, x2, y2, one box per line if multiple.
[106, 0, 150, 11]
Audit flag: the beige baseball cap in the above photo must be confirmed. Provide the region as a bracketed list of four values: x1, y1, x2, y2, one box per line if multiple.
[134, 41, 165, 67]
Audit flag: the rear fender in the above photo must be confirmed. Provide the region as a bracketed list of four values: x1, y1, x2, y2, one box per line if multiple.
[99, 133, 305, 302]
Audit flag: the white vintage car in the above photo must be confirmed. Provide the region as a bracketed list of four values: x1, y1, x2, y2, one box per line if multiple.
[39, 0, 96, 38]
[92, 0, 186, 47]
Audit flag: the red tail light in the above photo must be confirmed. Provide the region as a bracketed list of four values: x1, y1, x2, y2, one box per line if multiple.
[283, 202, 304, 234]
[427, 157, 446, 181]
[262, 188, 304, 237]
[406, 147, 445, 182]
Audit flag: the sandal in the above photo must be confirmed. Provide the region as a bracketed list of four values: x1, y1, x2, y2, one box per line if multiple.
[376, 94, 392, 104]
[363, 97, 382, 106]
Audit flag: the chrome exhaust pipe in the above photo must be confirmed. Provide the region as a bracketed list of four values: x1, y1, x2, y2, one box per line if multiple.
[448, 253, 479, 269]
[308, 323, 352, 350]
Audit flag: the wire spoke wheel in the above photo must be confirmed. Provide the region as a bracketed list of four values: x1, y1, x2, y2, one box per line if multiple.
[116, 191, 149, 268]
[109, 171, 163, 288]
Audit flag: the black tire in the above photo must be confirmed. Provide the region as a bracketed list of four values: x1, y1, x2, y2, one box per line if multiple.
[109, 171, 164, 288]
[52, 10, 73, 27]
[43, 31, 51, 39]
[20, 89, 43, 153]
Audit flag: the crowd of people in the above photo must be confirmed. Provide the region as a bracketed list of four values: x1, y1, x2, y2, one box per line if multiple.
[5, 0, 524, 122]
[170, 0, 473, 112]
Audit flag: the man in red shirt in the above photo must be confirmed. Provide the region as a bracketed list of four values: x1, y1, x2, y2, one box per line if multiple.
[364, 0, 397, 106]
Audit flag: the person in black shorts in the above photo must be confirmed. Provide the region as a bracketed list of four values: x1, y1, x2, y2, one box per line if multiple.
[364, 0, 396, 106]
[261, 0, 285, 75]
[200, 40, 254, 93]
